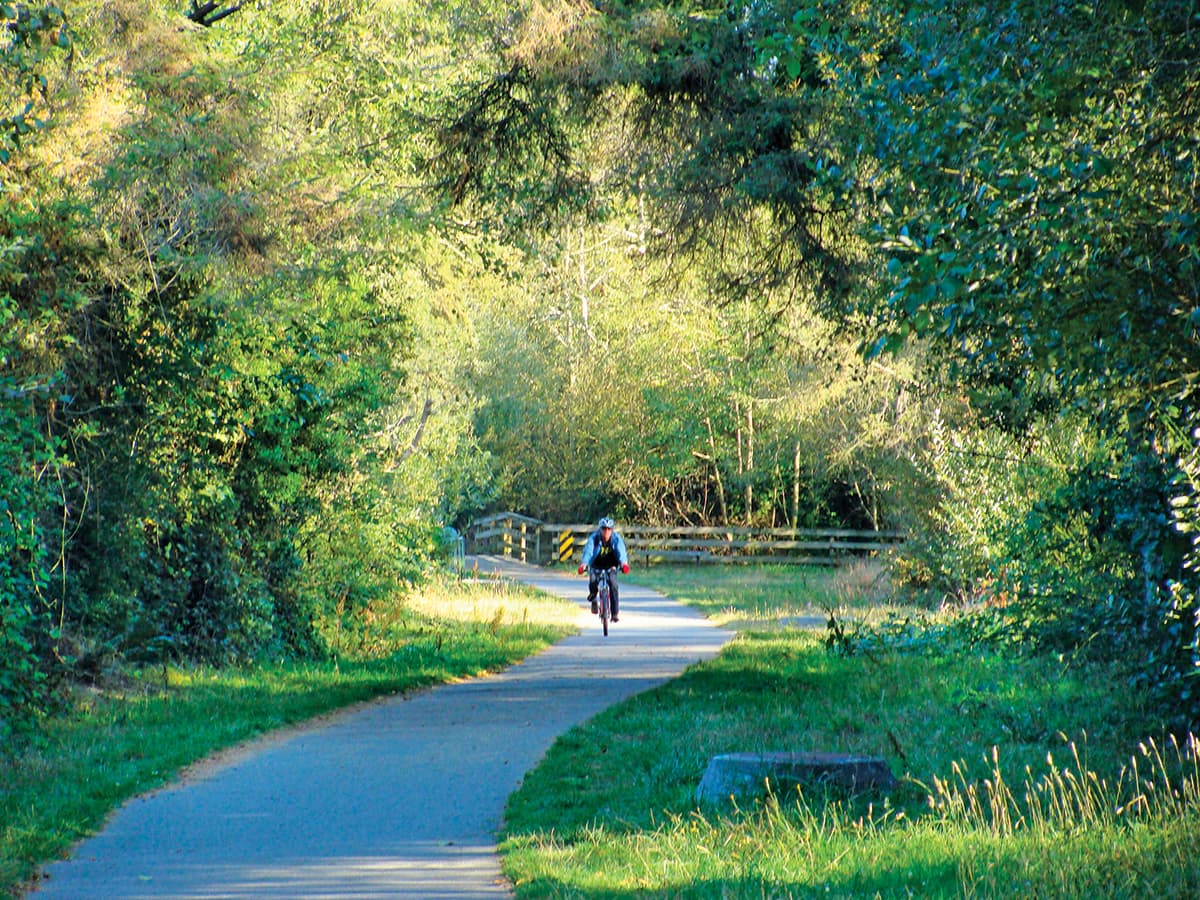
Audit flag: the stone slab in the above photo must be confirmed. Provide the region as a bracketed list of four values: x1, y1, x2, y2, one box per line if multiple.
[696, 751, 896, 806]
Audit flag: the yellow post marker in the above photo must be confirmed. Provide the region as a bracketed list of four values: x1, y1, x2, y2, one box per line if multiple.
[558, 531, 574, 562]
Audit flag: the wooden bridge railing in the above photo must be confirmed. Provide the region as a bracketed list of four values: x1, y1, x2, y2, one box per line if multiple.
[463, 513, 904, 567]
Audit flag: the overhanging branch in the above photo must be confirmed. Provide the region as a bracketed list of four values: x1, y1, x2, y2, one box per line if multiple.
[187, 1, 246, 27]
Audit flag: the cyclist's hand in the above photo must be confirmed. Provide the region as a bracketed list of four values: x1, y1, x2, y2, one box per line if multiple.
[578, 564, 587, 575]
[621, 563, 630, 574]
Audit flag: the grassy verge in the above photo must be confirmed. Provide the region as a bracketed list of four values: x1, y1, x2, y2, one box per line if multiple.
[1, 573, 576, 896]
[628, 560, 902, 629]
[500, 564, 1200, 898]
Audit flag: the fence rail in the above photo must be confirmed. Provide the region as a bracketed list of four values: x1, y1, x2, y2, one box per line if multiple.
[463, 513, 903, 567]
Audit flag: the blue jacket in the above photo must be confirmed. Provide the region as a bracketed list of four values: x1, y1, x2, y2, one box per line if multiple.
[581, 529, 629, 569]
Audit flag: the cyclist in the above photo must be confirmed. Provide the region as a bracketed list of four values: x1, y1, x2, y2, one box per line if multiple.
[577, 516, 630, 621]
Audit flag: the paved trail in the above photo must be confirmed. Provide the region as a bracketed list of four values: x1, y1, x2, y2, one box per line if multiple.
[35, 558, 731, 899]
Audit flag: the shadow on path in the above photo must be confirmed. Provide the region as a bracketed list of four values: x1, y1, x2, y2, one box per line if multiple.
[34, 556, 731, 899]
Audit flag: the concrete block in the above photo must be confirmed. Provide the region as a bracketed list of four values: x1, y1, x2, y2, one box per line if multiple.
[696, 751, 896, 806]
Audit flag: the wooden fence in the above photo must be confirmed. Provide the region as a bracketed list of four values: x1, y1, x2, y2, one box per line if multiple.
[463, 513, 904, 567]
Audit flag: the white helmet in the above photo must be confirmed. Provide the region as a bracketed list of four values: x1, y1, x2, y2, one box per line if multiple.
[598, 517, 615, 529]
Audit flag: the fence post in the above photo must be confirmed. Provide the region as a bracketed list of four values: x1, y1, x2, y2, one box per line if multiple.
[452, 533, 465, 572]
[519, 520, 528, 563]
[502, 518, 512, 558]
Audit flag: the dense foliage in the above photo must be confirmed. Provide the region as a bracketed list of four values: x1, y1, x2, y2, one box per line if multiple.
[1, 1, 76, 737]
[2, 0, 1197, 739]
[467, 224, 929, 526]
[0, 1, 492, 737]
[437, 0, 1199, 729]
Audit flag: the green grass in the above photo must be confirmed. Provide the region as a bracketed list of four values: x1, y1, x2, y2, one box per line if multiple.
[500, 565, 1200, 898]
[628, 560, 906, 629]
[0, 574, 576, 896]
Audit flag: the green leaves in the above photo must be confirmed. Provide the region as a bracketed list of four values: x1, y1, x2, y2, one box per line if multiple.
[863, 1, 1198, 423]
[0, 0, 497, 717]
[1, 3, 69, 161]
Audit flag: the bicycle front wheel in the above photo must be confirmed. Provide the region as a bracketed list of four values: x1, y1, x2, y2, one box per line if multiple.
[599, 582, 610, 636]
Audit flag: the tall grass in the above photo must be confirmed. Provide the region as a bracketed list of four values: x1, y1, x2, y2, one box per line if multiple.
[929, 733, 1200, 835]
[930, 734, 1200, 898]
[506, 708, 1200, 898]
[507, 747, 1200, 898]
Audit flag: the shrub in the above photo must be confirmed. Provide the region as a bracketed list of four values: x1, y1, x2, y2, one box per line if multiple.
[891, 408, 1200, 732]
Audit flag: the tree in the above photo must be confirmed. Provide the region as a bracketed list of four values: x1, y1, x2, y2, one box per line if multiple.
[0, 0, 504, 725]
[838, 0, 1199, 726]
[435, 0, 1200, 728]
[1, 1, 75, 735]
[465, 214, 927, 529]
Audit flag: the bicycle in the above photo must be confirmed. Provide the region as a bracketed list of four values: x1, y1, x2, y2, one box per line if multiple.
[594, 567, 615, 636]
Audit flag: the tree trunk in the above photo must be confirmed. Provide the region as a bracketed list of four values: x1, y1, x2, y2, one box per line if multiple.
[791, 441, 801, 529]
[578, 228, 589, 337]
[705, 416, 729, 526]
[744, 401, 754, 525]
[734, 398, 744, 475]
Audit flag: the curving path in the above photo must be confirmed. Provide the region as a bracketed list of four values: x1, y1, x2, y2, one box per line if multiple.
[34, 557, 731, 899]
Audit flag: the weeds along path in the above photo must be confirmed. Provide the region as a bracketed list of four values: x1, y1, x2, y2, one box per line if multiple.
[33, 556, 731, 899]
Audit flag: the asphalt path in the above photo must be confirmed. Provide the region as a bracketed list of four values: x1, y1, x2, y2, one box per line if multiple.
[34, 557, 731, 899]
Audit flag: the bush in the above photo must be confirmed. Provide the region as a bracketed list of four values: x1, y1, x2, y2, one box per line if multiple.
[1, 195, 85, 737]
[893, 412, 1075, 601]
[0, 383, 63, 738]
[894, 409, 1200, 732]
